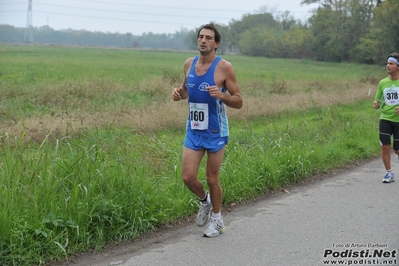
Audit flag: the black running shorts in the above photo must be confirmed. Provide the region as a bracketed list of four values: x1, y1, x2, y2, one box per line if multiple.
[379, 119, 399, 151]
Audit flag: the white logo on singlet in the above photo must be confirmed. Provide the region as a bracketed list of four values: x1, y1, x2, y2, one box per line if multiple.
[199, 82, 210, 92]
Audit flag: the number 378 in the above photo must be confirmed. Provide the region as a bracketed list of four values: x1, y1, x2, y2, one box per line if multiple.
[387, 92, 399, 100]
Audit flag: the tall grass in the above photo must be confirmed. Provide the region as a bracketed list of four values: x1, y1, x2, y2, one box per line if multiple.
[0, 45, 384, 265]
[0, 100, 380, 265]
[0, 129, 195, 265]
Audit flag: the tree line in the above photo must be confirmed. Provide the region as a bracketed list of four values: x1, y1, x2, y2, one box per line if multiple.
[0, 0, 397, 64]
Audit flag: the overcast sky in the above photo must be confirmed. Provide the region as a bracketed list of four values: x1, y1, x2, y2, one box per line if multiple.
[0, 0, 319, 35]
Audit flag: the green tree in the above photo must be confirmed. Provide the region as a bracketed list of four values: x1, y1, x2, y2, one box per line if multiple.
[353, 0, 399, 64]
[307, 7, 335, 60]
[305, 0, 375, 62]
[238, 27, 283, 57]
[279, 11, 297, 30]
[229, 11, 279, 54]
[370, 0, 399, 63]
[350, 37, 376, 64]
[282, 27, 312, 58]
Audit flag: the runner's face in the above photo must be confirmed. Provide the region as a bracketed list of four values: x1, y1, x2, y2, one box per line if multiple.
[197, 29, 219, 54]
[387, 60, 399, 75]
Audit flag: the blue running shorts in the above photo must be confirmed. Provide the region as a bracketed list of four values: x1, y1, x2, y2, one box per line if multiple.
[184, 131, 228, 152]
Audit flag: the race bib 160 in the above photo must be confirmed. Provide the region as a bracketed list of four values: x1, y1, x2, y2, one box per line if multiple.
[189, 103, 209, 130]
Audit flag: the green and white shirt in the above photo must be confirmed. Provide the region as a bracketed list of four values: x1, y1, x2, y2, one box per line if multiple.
[375, 77, 399, 122]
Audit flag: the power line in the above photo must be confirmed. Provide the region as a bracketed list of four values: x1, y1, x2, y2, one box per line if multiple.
[31, 2, 234, 20]
[32, 10, 201, 27]
[0, 1, 313, 34]
[0, 9, 204, 28]
[0, 1, 249, 28]
[0, 1, 26, 4]
[0, 1, 312, 21]
[2, 0, 311, 16]
[57, 0, 252, 13]
[0, 10, 26, 12]
[54, 0, 313, 14]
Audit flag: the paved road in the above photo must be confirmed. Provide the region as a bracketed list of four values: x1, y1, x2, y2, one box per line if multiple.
[65, 158, 399, 266]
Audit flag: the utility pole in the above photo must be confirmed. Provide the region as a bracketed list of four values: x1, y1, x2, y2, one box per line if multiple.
[24, 0, 33, 43]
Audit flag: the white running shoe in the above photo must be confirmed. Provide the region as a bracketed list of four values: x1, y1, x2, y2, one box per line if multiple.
[196, 203, 212, 227]
[382, 172, 394, 183]
[203, 217, 225, 237]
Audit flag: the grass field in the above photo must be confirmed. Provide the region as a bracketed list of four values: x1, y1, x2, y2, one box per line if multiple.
[0, 44, 383, 139]
[0, 44, 386, 265]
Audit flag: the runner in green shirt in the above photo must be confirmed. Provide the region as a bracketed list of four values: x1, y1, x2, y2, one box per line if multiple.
[373, 52, 399, 183]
